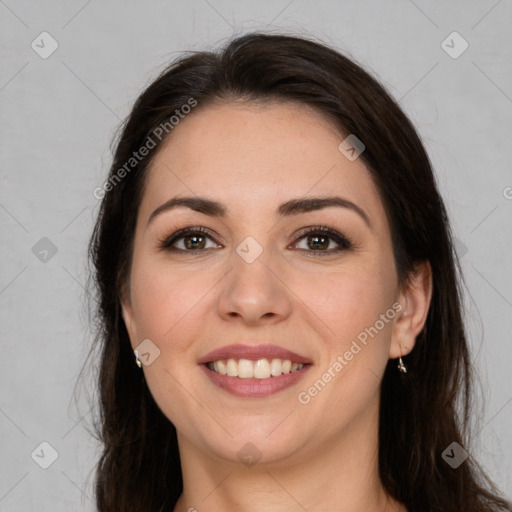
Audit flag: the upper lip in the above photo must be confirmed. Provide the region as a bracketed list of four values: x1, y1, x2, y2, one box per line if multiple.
[197, 344, 312, 365]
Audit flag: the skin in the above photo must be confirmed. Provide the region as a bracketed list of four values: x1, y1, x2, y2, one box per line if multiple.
[121, 101, 432, 512]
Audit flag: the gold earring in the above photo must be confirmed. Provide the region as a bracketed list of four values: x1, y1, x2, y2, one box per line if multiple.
[134, 350, 142, 368]
[397, 356, 407, 373]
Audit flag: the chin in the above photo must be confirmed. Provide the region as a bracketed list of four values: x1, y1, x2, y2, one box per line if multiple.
[211, 432, 305, 468]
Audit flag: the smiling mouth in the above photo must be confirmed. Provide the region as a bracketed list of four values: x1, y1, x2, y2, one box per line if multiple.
[206, 358, 306, 379]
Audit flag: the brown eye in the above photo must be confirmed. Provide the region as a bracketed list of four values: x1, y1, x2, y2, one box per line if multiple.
[293, 226, 353, 256]
[183, 234, 207, 250]
[159, 227, 221, 252]
[306, 234, 330, 251]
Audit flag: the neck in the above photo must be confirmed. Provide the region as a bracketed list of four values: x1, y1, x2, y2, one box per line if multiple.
[173, 396, 406, 512]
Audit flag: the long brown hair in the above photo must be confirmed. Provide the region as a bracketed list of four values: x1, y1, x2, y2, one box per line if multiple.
[83, 32, 511, 511]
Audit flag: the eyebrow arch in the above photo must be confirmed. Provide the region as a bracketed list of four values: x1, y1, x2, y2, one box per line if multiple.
[147, 195, 372, 230]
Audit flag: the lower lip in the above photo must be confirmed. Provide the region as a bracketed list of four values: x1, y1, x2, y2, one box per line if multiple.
[200, 364, 311, 397]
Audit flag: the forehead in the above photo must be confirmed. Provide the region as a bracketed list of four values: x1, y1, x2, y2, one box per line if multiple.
[138, 101, 386, 227]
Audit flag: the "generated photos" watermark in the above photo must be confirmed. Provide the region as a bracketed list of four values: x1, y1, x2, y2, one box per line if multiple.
[298, 301, 403, 405]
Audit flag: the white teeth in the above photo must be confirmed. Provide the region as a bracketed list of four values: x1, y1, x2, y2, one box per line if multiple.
[216, 359, 227, 375]
[226, 358, 238, 377]
[270, 358, 282, 377]
[254, 359, 271, 379]
[208, 358, 304, 378]
[238, 359, 254, 378]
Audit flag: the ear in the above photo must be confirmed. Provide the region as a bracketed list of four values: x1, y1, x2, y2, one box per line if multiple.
[389, 260, 433, 359]
[120, 280, 137, 346]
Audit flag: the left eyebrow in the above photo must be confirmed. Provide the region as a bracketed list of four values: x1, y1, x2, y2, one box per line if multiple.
[276, 196, 372, 230]
[147, 195, 373, 231]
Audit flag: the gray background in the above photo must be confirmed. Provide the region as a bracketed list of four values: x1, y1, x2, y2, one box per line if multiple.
[1, 0, 511, 510]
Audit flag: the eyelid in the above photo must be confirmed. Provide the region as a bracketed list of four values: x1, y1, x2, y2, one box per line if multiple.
[291, 225, 354, 252]
[158, 224, 355, 255]
[157, 226, 221, 250]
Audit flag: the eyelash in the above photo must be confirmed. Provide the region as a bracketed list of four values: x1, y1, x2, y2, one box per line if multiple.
[157, 225, 354, 258]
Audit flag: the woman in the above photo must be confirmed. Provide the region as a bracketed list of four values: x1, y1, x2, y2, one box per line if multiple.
[85, 32, 511, 511]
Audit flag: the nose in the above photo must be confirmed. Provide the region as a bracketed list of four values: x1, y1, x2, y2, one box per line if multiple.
[216, 248, 293, 326]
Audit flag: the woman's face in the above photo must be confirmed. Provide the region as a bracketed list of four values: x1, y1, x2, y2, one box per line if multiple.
[122, 101, 414, 466]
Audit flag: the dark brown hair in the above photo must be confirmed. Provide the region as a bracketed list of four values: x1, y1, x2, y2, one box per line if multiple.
[83, 32, 511, 511]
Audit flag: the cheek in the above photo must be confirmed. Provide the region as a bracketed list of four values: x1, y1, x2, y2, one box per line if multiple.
[296, 260, 395, 344]
[296, 268, 396, 408]
[129, 264, 218, 426]
[295, 260, 397, 416]
[129, 260, 219, 352]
